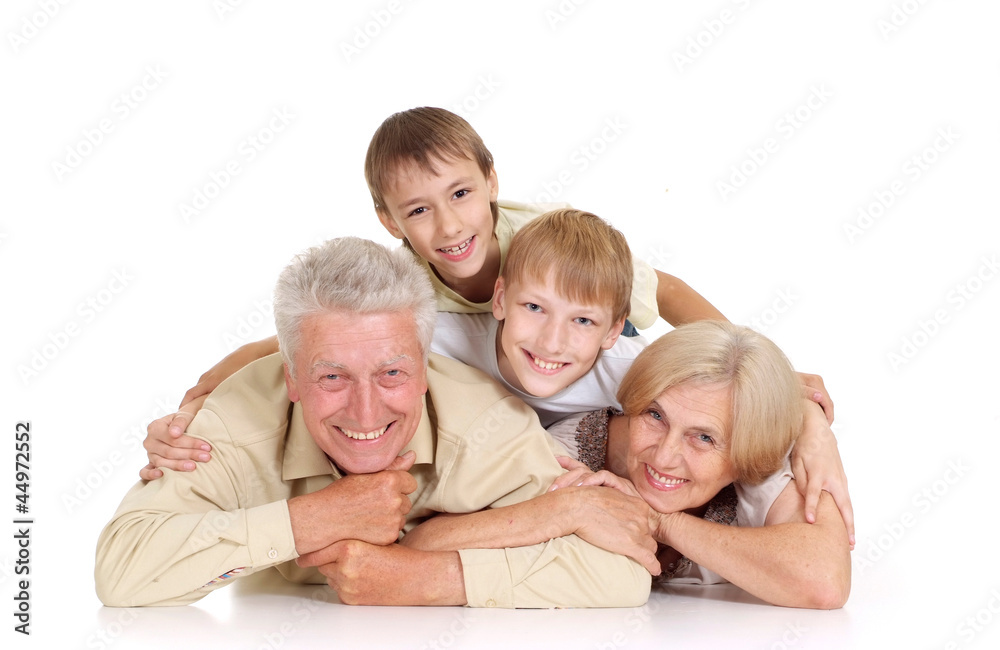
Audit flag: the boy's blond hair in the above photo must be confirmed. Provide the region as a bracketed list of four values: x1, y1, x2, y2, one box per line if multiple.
[364, 107, 499, 222]
[616, 321, 802, 485]
[503, 209, 633, 324]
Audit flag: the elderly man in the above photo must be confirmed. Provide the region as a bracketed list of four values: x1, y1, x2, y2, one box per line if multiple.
[95, 237, 651, 608]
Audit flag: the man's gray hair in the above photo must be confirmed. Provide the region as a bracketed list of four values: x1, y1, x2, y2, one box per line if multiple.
[274, 237, 437, 371]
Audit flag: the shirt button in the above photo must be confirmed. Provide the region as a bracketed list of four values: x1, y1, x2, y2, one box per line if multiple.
[485, 599, 497, 608]
[267, 548, 279, 560]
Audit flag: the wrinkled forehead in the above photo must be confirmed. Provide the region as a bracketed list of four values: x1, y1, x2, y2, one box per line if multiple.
[297, 310, 425, 371]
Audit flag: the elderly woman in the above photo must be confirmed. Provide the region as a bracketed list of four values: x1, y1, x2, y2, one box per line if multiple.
[402, 321, 851, 609]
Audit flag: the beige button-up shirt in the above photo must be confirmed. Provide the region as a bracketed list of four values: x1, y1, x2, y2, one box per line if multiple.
[96, 353, 650, 608]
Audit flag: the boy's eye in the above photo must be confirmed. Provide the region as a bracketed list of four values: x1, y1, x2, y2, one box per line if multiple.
[408, 207, 426, 217]
[453, 189, 469, 199]
[574, 317, 594, 326]
[525, 303, 542, 312]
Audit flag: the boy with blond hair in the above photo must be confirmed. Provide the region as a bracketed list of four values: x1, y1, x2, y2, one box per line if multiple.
[432, 207, 643, 428]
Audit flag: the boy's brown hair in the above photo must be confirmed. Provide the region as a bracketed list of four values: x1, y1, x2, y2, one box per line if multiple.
[364, 107, 499, 222]
[503, 209, 633, 324]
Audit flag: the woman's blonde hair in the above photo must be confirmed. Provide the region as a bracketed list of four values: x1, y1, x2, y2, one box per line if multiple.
[617, 321, 802, 484]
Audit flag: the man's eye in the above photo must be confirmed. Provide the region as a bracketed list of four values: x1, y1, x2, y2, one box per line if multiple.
[324, 374, 339, 381]
[386, 369, 400, 377]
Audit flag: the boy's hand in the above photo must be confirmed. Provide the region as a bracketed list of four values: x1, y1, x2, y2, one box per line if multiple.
[179, 336, 278, 408]
[792, 401, 854, 549]
[139, 394, 210, 480]
[798, 371, 834, 423]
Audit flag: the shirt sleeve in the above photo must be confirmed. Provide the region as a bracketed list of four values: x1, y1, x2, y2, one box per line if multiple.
[94, 409, 298, 607]
[629, 256, 660, 329]
[459, 538, 651, 608]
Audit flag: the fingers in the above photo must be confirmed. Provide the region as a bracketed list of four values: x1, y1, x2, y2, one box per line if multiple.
[387, 450, 416, 472]
[179, 383, 210, 410]
[826, 484, 856, 550]
[549, 467, 593, 491]
[556, 456, 588, 471]
[296, 540, 347, 568]
[799, 372, 834, 423]
[138, 463, 163, 481]
[635, 543, 662, 576]
[166, 412, 199, 439]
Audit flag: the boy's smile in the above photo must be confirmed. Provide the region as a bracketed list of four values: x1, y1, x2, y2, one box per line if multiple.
[377, 156, 500, 302]
[492, 274, 624, 398]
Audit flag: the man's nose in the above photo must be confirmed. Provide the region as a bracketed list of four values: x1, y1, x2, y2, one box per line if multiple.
[346, 382, 382, 431]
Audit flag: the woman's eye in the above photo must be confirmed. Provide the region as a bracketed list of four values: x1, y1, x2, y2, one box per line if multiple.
[646, 409, 663, 421]
[696, 433, 715, 444]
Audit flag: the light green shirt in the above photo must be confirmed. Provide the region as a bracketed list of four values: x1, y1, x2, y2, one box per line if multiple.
[95, 353, 650, 608]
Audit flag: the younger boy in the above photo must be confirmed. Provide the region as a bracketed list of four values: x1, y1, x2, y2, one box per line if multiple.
[431, 208, 643, 428]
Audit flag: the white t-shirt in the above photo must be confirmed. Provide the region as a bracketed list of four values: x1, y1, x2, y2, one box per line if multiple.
[430, 312, 648, 428]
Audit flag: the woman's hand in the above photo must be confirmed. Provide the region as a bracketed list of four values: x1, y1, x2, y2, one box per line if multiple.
[792, 401, 854, 548]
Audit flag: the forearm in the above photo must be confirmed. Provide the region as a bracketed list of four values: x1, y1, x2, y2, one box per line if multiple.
[658, 504, 850, 609]
[655, 270, 727, 326]
[401, 491, 572, 551]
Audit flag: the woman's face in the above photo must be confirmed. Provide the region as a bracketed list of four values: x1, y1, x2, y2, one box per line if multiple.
[627, 382, 738, 516]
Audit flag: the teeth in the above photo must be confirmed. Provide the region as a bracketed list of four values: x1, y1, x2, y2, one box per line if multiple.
[531, 355, 565, 371]
[439, 237, 472, 256]
[340, 425, 388, 441]
[647, 465, 687, 485]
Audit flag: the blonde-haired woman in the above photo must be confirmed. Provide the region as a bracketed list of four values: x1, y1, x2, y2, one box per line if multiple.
[404, 321, 851, 609]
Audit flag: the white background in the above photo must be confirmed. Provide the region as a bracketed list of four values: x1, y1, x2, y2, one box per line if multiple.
[2, 1, 999, 648]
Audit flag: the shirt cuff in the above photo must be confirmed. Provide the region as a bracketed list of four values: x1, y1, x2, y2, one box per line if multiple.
[246, 499, 297, 567]
[458, 548, 513, 608]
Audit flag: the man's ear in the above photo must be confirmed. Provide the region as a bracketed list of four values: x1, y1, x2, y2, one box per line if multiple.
[491, 277, 507, 321]
[283, 363, 301, 403]
[601, 318, 627, 350]
[376, 208, 405, 240]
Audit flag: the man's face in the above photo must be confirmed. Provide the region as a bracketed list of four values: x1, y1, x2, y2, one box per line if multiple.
[492, 273, 624, 398]
[376, 156, 499, 289]
[284, 310, 428, 474]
